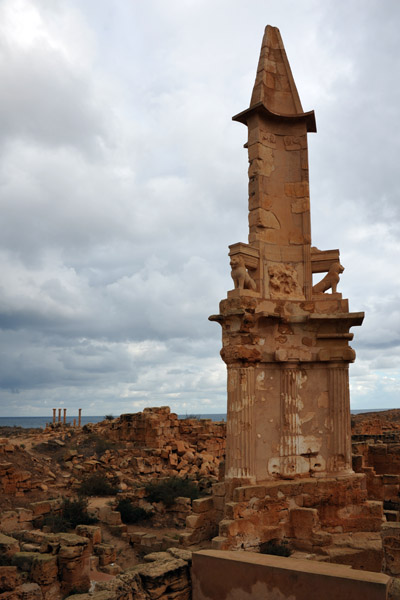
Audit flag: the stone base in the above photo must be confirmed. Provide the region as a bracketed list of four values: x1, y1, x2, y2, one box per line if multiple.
[212, 474, 384, 554]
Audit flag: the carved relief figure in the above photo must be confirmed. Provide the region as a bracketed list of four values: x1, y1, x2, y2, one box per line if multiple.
[230, 255, 256, 291]
[268, 264, 302, 297]
[312, 261, 344, 294]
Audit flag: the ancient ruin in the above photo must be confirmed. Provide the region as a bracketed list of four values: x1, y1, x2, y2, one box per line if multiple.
[209, 25, 383, 551]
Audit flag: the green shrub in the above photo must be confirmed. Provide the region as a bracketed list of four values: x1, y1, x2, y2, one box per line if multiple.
[104, 414, 114, 421]
[42, 497, 97, 532]
[259, 539, 291, 557]
[94, 437, 116, 456]
[116, 498, 152, 524]
[78, 433, 119, 458]
[145, 477, 200, 507]
[78, 473, 118, 496]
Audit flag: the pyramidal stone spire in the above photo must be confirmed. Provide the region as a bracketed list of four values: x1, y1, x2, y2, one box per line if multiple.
[250, 25, 303, 115]
[234, 25, 316, 132]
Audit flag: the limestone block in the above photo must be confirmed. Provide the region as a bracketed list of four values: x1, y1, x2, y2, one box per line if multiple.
[21, 543, 41, 552]
[137, 557, 189, 600]
[185, 513, 210, 530]
[58, 533, 90, 547]
[192, 497, 214, 514]
[249, 208, 280, 230]
[211, 536, 230, 550]
[14, 582, 42, 600]
[382, 523, 400, 576]
[98, 506, 122, 525]
[93, 543, 116, 566]
[108, 524, 127, 537]
[141, 534, 157, 546]
[290, 507, 320, 540]
[130, 532, 147, 544]
[0, 566, 18, 592]
[284, 181, 309, 197]
[58, 544, 85, 559]
[0, 511, 19, 534]
[291, 197, 310, 213]
[15, 471, 31, 483]
[213, 496, 225, 511]
[233, 486, 266, 502]
[179, 532, 194, 547]
[16, 508, 34, 523]
[175, 441, 187, 455]
[219, 520, 235, 536]
[75, 525, 102, 545]
[167, 547, 192, 563]
[143, 551, 172, 562]
[30, 554, 58, 585]
[30, 501, 51, 517]
[366, 500, 384, 517]
[0, 533, 20, 557]
[101, 563, 123, 575]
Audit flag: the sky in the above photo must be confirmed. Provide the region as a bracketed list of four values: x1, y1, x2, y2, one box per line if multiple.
[0, 0, 399, 417]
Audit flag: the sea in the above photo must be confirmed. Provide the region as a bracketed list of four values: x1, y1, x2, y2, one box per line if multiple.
[0, 409, 393, 429]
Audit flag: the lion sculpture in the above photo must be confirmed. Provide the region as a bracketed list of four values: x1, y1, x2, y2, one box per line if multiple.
[312, 261, 344, 294]
[230, 255, 256, 291]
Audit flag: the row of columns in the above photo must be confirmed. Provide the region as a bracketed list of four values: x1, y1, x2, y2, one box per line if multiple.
[52, 408, 82, 427]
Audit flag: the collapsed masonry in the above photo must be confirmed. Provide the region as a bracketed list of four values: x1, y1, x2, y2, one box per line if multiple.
[209, 25, 383, 552]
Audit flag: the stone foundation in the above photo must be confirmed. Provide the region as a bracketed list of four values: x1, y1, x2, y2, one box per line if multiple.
[211, 474, 384, 552]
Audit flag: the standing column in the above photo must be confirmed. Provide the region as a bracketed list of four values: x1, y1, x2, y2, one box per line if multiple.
[63, 408, 67, 425]
[280, 365, 302, 476]
[52, 409, 56, 425]
[328, 365, 352, 473]
[225, 366, 256, 482]
[78, 409, 82, 427]
[58, 408, 61, 423]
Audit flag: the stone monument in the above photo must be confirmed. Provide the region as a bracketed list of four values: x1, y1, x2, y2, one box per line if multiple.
[210, 25, 383, 551]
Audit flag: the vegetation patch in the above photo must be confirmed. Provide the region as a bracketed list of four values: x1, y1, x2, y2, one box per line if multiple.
[145, 477, 200, 507]
[116, 498, 152, 524]
[42, 498, 97, 532]
[259, 539, 291, 557]
[78, 433, 120, 457]
[78, 473, 119, 497]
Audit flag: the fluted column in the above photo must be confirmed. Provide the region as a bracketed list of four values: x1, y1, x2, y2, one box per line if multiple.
[328, 365, 352, 473]
[280, 365, 301, 476]
[225, 366, 256, 481]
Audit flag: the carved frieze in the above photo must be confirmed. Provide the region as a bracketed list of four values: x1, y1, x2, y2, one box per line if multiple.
[268, 264, 303, 298]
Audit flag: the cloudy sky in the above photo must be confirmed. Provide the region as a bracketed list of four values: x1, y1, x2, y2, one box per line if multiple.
[0, 0, 399, 417]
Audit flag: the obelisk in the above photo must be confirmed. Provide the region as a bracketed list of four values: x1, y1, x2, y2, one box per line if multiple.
[210, 25, 363, 484]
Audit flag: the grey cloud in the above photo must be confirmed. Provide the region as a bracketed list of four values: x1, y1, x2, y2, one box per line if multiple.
[0, 0, 399, 415]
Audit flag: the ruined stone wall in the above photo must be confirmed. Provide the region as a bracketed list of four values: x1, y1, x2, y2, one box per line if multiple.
[0, 525, 192, 600]
[76, 548, 192, 600]
[352, 440, 400, 521]
[211, 475, 384, 553]
[367, 444, 400, 476]
[105, 407, 225, 454]
[0, 529, 91, 598]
